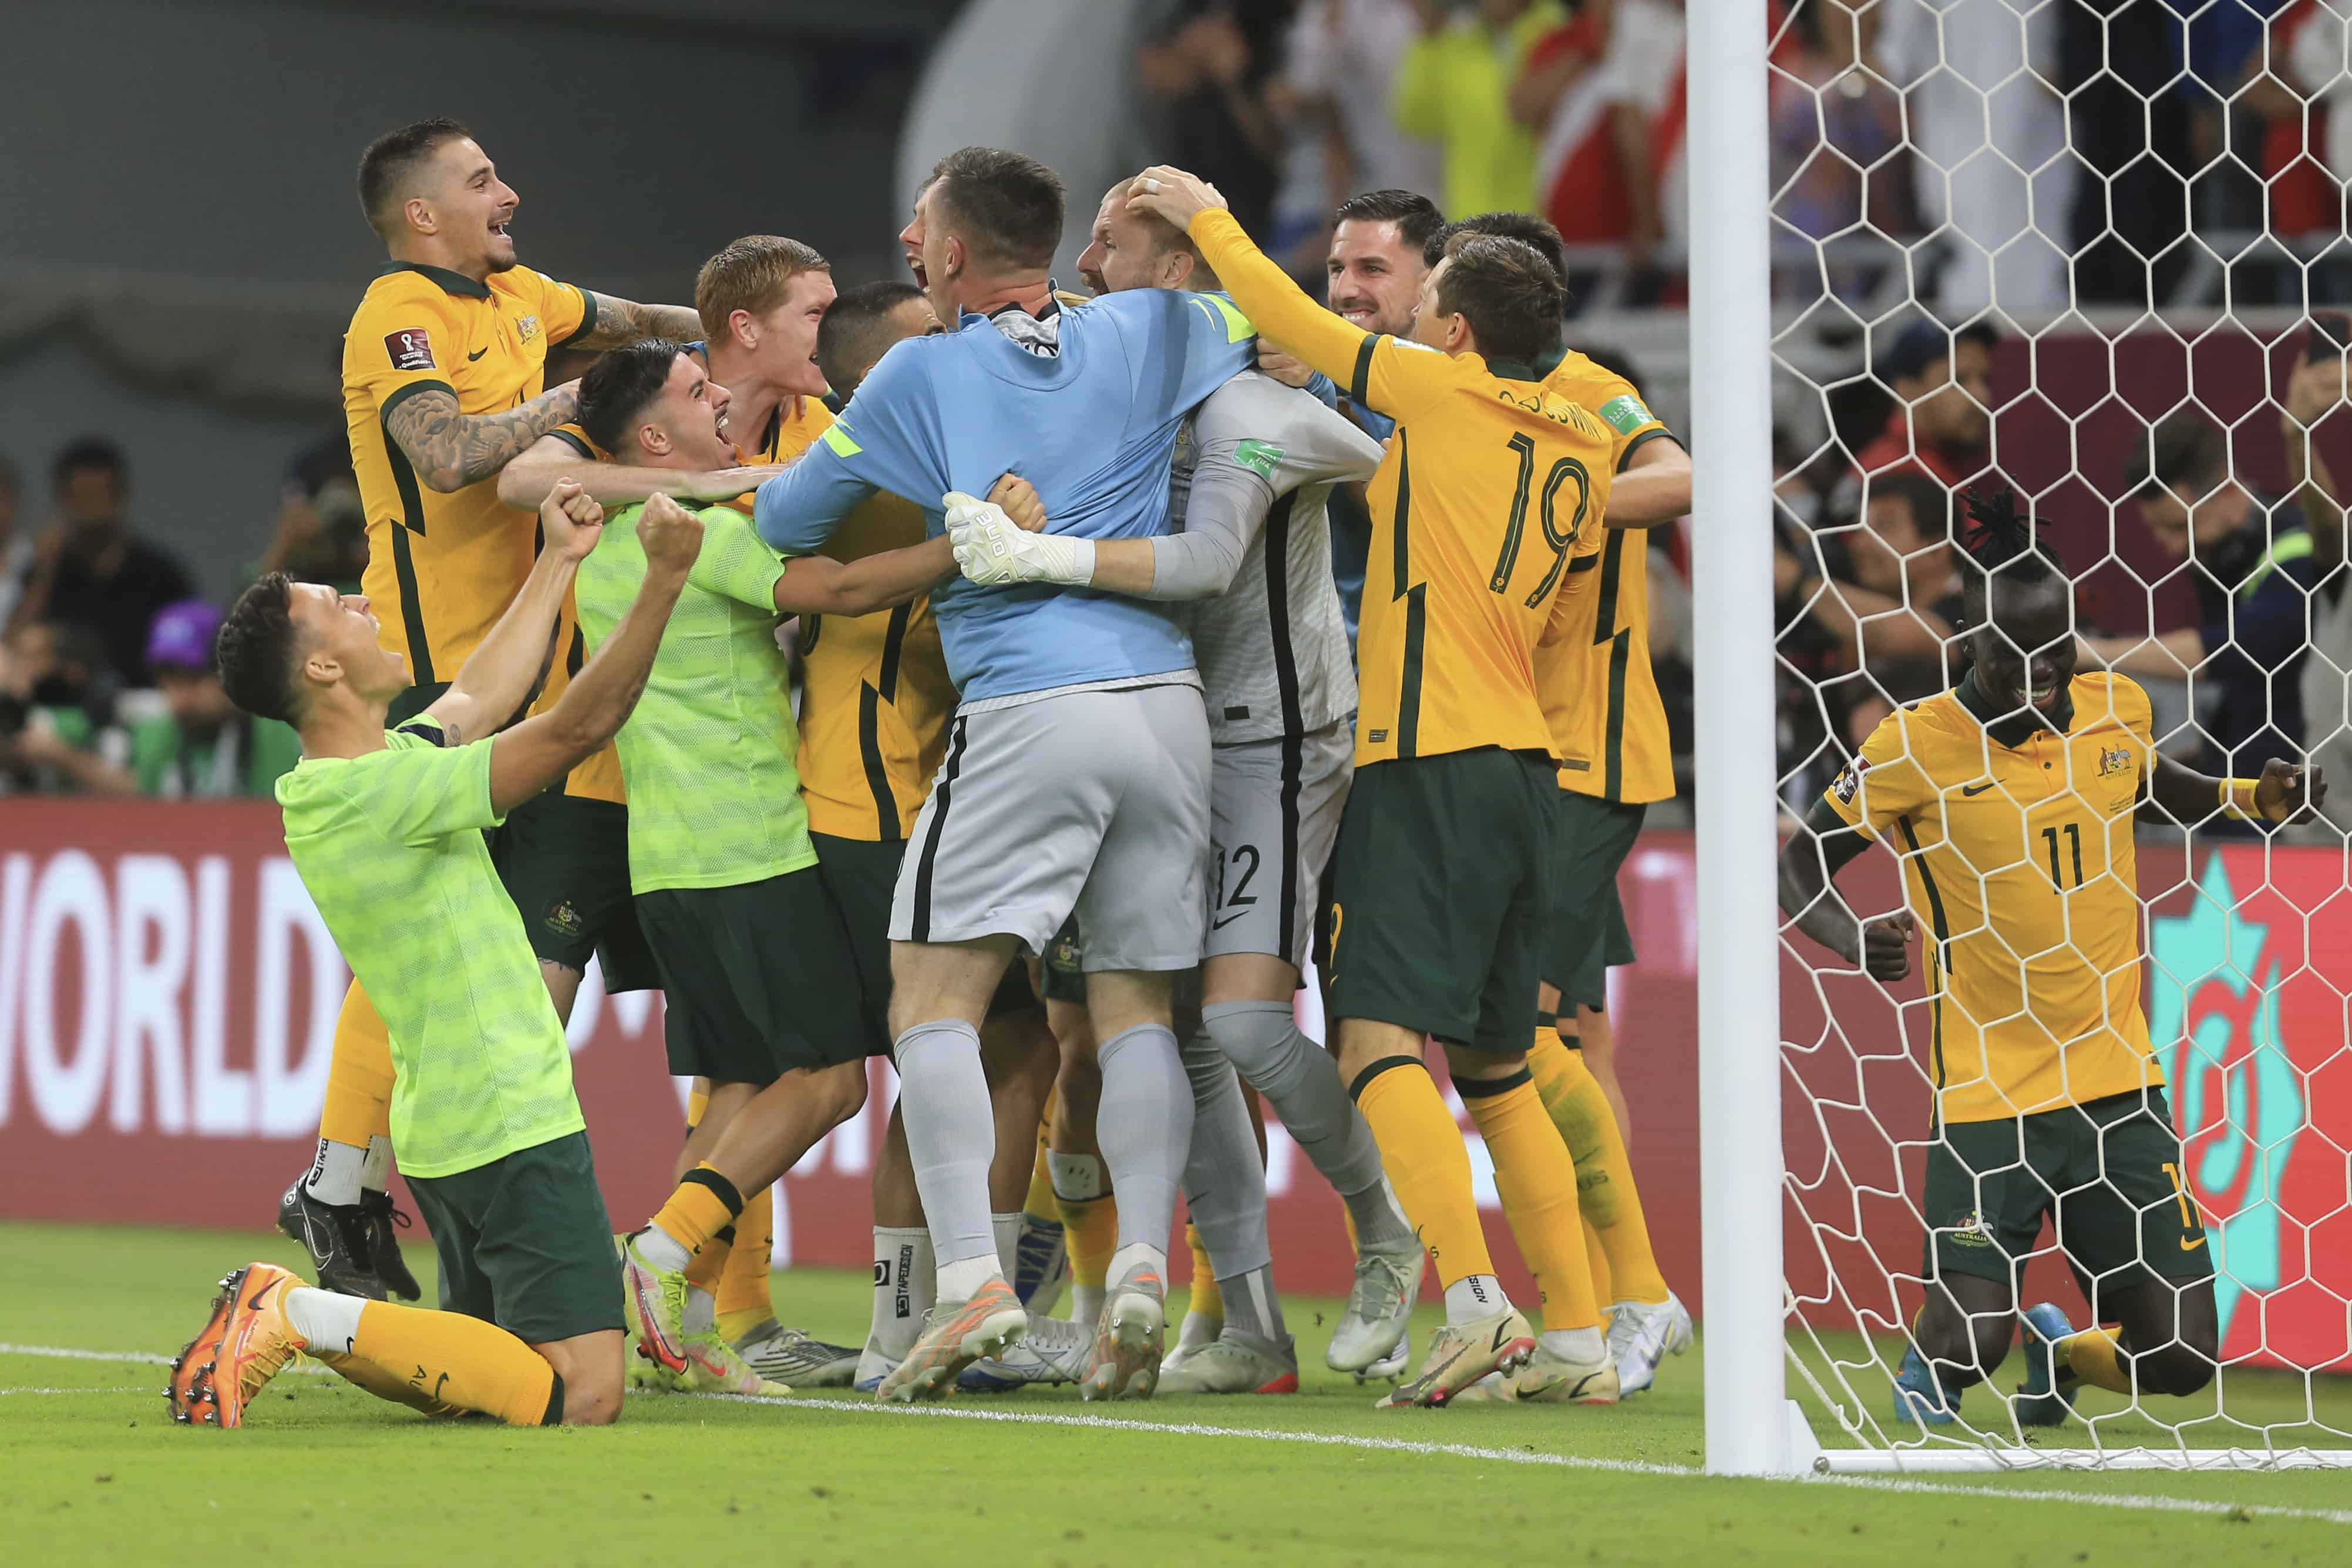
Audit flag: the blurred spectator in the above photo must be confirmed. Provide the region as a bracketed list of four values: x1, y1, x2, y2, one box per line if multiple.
[1138, 1, 1301, 241]
[2057, 0, 2195, 308]
[2283, 339, 2352, 831]
[1392, 0, 1567, 218]
[127, 601, 303, 799]
[2241, 3, 2340, 245]
[1516, 1, 1626, 255]
[1594, 0, 1686, 292]
[1281, 1, 1444, 215]
[255, 430, 368, 591]
[1769, 0, 1912, 304]
[1873, 0, 2072, 316]
[6, 438, 196, 685]
[2094, 410, 2317, 778]
[0, 455, 29, 631]
[0, 620, 129, 795]
[2284, 0, 2352, 193]
[1853, 319, 1997, 491]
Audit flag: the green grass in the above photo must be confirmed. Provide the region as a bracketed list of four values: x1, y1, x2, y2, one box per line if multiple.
[3, 1222, 2347, 1566]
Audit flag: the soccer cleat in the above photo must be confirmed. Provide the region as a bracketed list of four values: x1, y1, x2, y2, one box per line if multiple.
[680, 1328, 792, 1398]
[1508, 1339, 1620, 1404]
[1155, 1329, 1299, 1395]
[1607, 1293, 1694, 1397]
[620, 1232, 692, 1375]
[2014, 1301, 2075, 1428]
[276, 1179, 381, 1301]
[1377, 1308, 1536, 1409]
[167, 1263, 306, 1429]
[1328, 1243, 1420, 1375]
[1892, 1342, 1960, 1427]
[357, 1191, 423, 1302]
[1012, 1212, 1069, 1315]
[1081, 1266, 1167, 1402]
[960, 1314, 1092, 1391]
[1162, 1304, 1223, 1379]
[852, 1338, 900, 1394]
[731, 1322, 860, 1388]
[876, 1278, 1028, 1403]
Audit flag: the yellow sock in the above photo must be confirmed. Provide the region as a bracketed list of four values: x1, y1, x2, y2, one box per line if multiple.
[1185, 1222, 1222, 1320]
[1527, 1026, 1669, 1305]
[650, 1164, 743, 1258]
[318, 981, 395, 1149]
[342, 1300, 558, 1425]
[685, 1079, 709, 1129]
[1058, 1192, 1119, 1288]
[1582, 1218, 1615, 1305]
[1352, 1058, 1495, 1289]
[2064, 1327, 2133, 1394]
[1024, 1112, 1058, 1219]
[714, 1186, 775, 1339]
[1461, 1071, 1600, 1333]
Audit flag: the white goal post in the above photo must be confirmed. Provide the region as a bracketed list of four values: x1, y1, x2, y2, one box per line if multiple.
[1689, 0, 2352, 1475]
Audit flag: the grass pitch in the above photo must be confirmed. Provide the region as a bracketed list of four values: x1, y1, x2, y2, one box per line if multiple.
[2, 1222, 2346, 1566]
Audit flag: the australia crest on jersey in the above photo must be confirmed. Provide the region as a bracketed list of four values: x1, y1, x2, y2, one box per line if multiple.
[516, 313, 543, 345]
[2097, 745, 2132, 777]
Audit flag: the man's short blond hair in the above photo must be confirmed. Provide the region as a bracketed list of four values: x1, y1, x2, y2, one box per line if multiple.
[695, 235, 830, 338]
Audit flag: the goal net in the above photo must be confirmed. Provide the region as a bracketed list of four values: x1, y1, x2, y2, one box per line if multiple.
[1720, 0, 2352, 1472]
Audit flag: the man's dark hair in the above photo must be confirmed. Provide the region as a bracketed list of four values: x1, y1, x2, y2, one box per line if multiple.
[358, 118, 474, 242]
[216, 573, 304, 724]
[1432, 234, 1565, 367]
[1957, 487, 2066, 620]
[1334, 189, 1446, 255]
[577, 339, 688, 458]
[1879, 317, 2001, 386]
[52, 436, 128, 492]
[817, 281, 930, 399]
[1867, 470, 1953, 544]
[1427, 211, 1569, 292]
[2131, 408, 2230, 502]
[927, 147, 1065, 272]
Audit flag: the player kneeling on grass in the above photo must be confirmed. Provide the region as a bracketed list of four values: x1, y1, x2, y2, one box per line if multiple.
[1778, 490, 2325, 1431]
[167, 480, 701, 1429]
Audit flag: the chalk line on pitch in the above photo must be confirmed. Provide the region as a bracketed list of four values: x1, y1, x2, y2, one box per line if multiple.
[6, 1342, 2347, 1527]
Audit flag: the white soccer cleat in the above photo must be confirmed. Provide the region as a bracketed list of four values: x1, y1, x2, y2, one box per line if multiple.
[1155, 1330, 1300, 1395]
[732, 1322, 860, 1388]
[1328, 1243, 1421, 1375]
[1081, 1266, 1167, 1401]
[960, 1314, 1093, 1392]
[1606, 1293, 1693, 1398]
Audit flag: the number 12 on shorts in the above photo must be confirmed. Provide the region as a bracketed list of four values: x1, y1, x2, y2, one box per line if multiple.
[1212, 842, 1261, 930]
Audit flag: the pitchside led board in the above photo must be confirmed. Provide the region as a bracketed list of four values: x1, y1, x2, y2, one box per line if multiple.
[0, 801, 2343, 1374]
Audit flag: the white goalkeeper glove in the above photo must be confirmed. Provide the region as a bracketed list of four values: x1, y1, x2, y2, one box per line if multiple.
[945, 490, 1095, 588]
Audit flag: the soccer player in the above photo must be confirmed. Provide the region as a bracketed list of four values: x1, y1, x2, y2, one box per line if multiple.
[958, 179, 1429, 1392]
[1425, 211, 1695, 1396]
[558, 341, 951, 1394]
[1127, 164, 1621, 1407]
[1778, 491, 2325, 1428]
[754, 147, 1256, 1402]
[813, 280, 946, 405]
[169, 479, 700, 1429]
[282, 118, 710, 1300]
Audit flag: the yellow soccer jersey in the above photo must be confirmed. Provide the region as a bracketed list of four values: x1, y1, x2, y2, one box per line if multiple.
[1536, 352, 1679, 803]
[344, 262, 591, 688]
[781, 402, 957, 841]
[1821, 670, 2166, 1124]
[1185, 208, 1615, 769]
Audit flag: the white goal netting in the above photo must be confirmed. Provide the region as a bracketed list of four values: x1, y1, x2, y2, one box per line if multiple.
[1758, 0, 2352, 1469]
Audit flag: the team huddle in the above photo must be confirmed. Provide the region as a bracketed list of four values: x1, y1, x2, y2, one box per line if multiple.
[159, 114, 2315, 1438]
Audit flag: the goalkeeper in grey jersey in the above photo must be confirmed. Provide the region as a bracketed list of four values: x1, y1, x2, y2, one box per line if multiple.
[946, 180, 1426, 1394]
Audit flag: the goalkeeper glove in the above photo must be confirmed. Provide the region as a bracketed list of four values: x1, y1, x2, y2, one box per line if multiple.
[945, 490, 1094, 588]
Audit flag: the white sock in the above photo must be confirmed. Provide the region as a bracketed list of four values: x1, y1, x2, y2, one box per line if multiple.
[992, 1212, 1022, 1283]
[868, 1226, 933, 1360]
[1109, 1241, 1167, 1287]
[361, 1135, 392, 1195]
[1443, 1274, 1509, 1326]
[1047, 1150, 1105, 1201]
[1071, 1284, 1105, 1326]
[1541, 1326, 1606, 1363]
[634, 1224, 692, 1274]
[283, 1285, 365, 1354]
[937, 1253, 1002, 1303]
[301, 1138, 365, 1207]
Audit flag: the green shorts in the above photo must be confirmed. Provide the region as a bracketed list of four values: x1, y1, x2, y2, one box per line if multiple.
[635, 865, 883, 1084]
[812, 833, 1038, 1034]
[1325, 748, 1557, 1055]
[1925, 1089, 2213, 1304]
[493, 791, 660, 994]
[405, 1130, 623, 1346]
[1545, 793, 1644, 1013]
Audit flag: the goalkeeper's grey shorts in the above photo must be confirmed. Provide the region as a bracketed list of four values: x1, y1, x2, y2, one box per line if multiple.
[890, 678, 1212, 974]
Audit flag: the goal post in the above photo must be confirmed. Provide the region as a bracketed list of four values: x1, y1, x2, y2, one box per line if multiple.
[1690, 0, 2352, 1475]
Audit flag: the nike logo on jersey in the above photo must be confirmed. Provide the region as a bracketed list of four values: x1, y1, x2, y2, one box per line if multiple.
[468, 346, 490, 361]
[1960, 780, 1998, 796]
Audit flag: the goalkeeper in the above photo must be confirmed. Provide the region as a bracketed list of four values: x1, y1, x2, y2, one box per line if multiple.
[1778, 490, 2325, 1429]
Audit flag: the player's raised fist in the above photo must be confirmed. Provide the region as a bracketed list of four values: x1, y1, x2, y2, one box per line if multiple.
[539, 477, 605, 560]
[1125, 166, 1225, 231]
[1860, 909, 1916, 982]
[637, 492, 705, 576]
[2255, 759, 2326, 823]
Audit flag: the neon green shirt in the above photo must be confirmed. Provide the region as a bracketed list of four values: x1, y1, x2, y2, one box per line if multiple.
[574, 501, 815, 893]
[276, 716, 583, 1178]
[1390, 2, 1566, 218]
